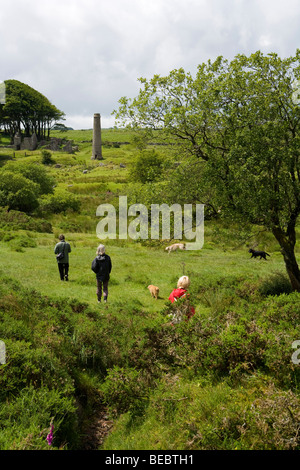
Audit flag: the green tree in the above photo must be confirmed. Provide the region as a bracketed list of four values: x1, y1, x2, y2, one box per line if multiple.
[114, 50, 300, 291]
[0, 80, 64, 143]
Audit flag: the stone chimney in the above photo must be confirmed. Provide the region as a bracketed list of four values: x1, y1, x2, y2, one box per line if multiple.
[92, 113, 103, 159]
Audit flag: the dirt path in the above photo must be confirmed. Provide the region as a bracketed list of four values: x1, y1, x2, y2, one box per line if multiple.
[80, 406, 114, 450]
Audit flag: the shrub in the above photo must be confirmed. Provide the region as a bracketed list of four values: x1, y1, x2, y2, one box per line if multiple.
[39, 189, 81, 214]
[103, 378, 300, 451]
[128, 291, 300, 387]
[0, 207, 52, 232]
[129, 150, 163, 183]
[57, 219, 92, 233]
[4, 162, 55, 195]
[258, 272, 293, 296]
[7, 234, 37, 252]
[243, 385, 300, 449]
[0, 386, 77, 450]
[162, 296, 196, 325]
[0, 171, 40, 212]
[100, 366, 149, 417]
[41, 150, 54, 165]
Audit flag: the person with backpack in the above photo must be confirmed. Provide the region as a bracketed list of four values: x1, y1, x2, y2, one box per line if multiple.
[54, 234, 72, 281]
[91, 244, 112, 303]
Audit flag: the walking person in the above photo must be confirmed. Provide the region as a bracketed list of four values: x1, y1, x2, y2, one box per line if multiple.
[54, 234, 72, 281]
[91, 244, 112, 303]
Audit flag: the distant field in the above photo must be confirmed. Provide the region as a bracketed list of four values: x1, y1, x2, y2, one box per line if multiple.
[51, 128, 136, 144]
[0, 230, 288, 314]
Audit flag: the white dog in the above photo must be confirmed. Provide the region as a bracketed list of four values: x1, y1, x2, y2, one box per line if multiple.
[165, 243, 186, 253]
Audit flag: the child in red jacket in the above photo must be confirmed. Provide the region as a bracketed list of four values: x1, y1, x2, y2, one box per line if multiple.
[168, 276, 195, 324]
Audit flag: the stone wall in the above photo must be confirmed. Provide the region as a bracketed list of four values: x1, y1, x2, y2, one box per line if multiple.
[14, 133, 76, 153]
[20, 133, 38, 151]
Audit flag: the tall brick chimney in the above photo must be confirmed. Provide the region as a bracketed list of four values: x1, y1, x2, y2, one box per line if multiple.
[92, 113, 102, 159]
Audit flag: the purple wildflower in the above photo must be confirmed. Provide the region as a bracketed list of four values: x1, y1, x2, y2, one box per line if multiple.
[46, 424, 54, 446]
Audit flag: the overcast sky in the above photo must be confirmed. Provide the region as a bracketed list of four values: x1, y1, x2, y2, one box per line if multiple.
[1, 0, 300, 129]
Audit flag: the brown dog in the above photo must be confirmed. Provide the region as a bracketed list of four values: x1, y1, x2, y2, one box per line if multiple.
[148, 285, 159, 299]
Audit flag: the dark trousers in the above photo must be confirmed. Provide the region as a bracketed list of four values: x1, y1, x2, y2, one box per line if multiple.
[58, 263, 69, 280]
[97, 279, 108, 301]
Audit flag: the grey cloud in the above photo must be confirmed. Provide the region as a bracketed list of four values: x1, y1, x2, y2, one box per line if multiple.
[1, 0, 300, 128]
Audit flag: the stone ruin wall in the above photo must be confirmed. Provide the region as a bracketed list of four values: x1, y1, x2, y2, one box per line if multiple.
[13, 132, 77, 153]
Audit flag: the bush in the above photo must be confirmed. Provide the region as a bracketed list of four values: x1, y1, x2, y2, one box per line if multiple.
[4, 162, 55, 195]
[41, 150, 54, 165]
[0, 386, 77, 450]
[39, 189, 81, 214]
[0, 280, 103, 449]
[103, 378, 300, 451]
[128, 291, 300, 387]
[0, 207, 52, 232]
[129, 150, 164, 183]
[162, 296, 196, 325]
[0, 171, 40, 212]
[6, 234, 37, 252]
[100, 366, 149, 417]
[258, 272, 293, 296]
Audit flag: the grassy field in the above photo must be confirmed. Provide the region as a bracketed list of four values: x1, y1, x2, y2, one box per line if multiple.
[0, 233, 287, 310]
[0, 128, 300, 451]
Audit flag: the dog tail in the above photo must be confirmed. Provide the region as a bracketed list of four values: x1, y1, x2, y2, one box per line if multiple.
[266, 252, 270, 256]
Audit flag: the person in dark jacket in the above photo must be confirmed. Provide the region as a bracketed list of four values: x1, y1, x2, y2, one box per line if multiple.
[91, 244, 112, 303]
[54, 234, 72, 281]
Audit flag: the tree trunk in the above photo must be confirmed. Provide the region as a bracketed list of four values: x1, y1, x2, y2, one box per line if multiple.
[272, 226, 300, 292]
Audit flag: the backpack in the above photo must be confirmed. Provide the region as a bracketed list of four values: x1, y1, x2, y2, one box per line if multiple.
[91, 258, 99, 273]
[91, 257, 106, 274]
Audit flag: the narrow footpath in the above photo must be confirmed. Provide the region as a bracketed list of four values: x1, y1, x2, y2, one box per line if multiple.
[80, 407, 114, 450]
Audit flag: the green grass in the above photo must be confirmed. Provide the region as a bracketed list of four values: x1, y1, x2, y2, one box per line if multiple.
[50, 128, 134, 144]
[0, 233, 287, 312]
[1, 128, 300, 450]
[102, 373, 300, 451]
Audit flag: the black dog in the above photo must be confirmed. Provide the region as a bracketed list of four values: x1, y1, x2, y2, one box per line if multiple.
[249, 249, 270, 260]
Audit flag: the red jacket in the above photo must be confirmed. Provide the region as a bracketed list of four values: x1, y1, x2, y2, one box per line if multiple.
[168, 288, 195, 317]
[168, 288, 187, 303]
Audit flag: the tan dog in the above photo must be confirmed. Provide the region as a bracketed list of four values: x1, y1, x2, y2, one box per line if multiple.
[148, 285, 159, 299]
[165, 243, 186, 253]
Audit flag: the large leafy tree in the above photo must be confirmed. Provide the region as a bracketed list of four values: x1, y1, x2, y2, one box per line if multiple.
[0, 80, 64, 142]
[114, 50, 300, 291]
